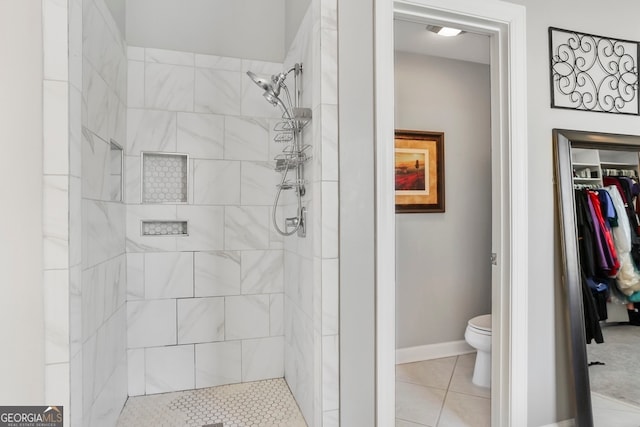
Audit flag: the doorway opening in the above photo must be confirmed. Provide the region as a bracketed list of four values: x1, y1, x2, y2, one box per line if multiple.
[393, 18, 493, 426]
[374, 1, 529, 426]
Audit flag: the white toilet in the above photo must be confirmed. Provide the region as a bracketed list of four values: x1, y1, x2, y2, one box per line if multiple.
[464, 314, 492, 388]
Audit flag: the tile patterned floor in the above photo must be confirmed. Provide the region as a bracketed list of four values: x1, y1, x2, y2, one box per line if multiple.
[397, 353, 640, 427]
[396, 354, 490, 427]
[117, 378, 307, 427]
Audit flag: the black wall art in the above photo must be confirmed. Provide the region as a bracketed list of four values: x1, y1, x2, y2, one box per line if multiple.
[549, 27, 639, 115]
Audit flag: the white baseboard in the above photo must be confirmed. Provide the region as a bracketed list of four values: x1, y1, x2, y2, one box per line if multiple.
[539, 420, 574, 427]
[396, 340, 474, 365]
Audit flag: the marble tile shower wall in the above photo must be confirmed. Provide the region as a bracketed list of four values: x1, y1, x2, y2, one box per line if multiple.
[124, 46, 288, 397]
[281, 1, 339, 426]
[42, 1, 75, 426]
[76, 0, 129, 425]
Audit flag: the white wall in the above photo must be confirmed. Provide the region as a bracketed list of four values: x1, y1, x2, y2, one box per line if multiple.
[0, 0, 45, 404]
[125, 0, 286, 62]
[394, 52, 492, 349]
[499, 0, 640, 424]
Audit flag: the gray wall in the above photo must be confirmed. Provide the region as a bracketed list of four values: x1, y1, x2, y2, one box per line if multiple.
[0, 0, 45, 404]
[394, 52, 492, 349]
[125, 0, 286, 62]
[338, 0, 376, 425]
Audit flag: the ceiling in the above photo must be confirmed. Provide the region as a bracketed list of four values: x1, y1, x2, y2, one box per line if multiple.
[394, 19, 490, 65]
[103, 2, 488, 64]
[103, 0, 308, 62]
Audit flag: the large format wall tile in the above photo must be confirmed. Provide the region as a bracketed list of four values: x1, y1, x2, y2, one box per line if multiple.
[224, 206, 270, 250]
[176, 205, 225, 252]
[194, 251, 241, 297]
[145, 48, 194, 66]
[84, 61, 110, 142]
[44, 269, 70, 364]
[144, 252, 194, 299]
[81, 127, 110, 200]
[127, 348, 145, 396]
[127, 60, 144, 108]
[241, 250, 283, 295]
[225, 295, 270, 340]
[43, 0, 69, 81]
[195, 54, 241, 71]
[242, 336, 284, 382]
[83, 200, 125, 268]
[127, 252, 144, 300]
[270, 294, 284, 336]
[224, 116, 270, 161]
[126, 109, 177, 155]
[240, 161, 278, 206]
[43, 80, 69, 175]
[145, 63, 194, 111]
[177, 297, 225, 344]
[43, 176, 69, 270]
[195, 341, 241, 388]
[192, 160, 240, 205]
[194, 68, 241, 115]
[127, 300, 177, 348]
[145, 345, 195, 394]
[177, 112, 224, 159]
[322, 335, 339, 411]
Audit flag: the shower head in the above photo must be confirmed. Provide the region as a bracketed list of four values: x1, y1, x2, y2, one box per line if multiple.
[246, 65, 301, 116]
[263, 91, 281, 106]
[246, 71, 274, 92]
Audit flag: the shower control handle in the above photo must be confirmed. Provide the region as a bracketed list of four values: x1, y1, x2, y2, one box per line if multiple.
[285, 208, 306, 237]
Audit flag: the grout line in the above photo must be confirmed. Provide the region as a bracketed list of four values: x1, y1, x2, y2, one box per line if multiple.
[435, 355, 458, 427]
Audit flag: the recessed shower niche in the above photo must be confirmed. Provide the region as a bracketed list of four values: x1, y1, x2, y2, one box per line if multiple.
[141, 220, 188, 236]
[141, 152, 189, 204]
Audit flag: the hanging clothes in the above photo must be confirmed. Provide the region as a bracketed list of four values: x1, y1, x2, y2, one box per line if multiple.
[604, 185, 640, 295]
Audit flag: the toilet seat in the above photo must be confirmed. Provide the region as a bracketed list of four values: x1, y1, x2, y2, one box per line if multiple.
[468, 314, 492, 334]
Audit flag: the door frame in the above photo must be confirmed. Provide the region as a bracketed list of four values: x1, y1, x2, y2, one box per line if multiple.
[374, 1, 529, 425]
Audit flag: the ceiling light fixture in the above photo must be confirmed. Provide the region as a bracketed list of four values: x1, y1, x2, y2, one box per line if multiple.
[426, 25, 464, 37]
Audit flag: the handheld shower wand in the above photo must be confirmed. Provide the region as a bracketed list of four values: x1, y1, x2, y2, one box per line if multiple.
[245, 64, 311, 237]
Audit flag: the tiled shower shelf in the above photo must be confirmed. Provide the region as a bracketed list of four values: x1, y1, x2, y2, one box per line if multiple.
[142, 152, 188, 203]
[141, 220, 188, 236]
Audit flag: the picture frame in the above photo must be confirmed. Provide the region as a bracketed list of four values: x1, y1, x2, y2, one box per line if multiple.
[395, 130, 444, 213]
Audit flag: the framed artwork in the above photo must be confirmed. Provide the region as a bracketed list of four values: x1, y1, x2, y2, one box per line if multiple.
[549, 27, 639, 115]
[395, 130, 444, 213]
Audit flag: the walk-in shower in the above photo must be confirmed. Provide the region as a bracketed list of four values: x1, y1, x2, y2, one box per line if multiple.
[246, 63, 312, 237]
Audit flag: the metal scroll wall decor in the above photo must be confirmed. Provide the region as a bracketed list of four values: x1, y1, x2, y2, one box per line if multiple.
[549, 27, 640, 115]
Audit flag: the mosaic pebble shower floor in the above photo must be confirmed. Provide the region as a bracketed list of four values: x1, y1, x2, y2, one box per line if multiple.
[116, 378, 307, 427]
